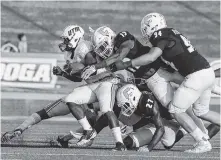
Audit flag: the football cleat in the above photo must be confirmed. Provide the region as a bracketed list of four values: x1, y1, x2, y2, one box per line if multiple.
[70, 131, 83, 140]
[137, 146, 150, 152]
[112, 142, 127, 151]
[184, 140, 212, 153]
[76, 129, 97, 147]
[57, 134, 73, 148]
[1, 128, 23, 143]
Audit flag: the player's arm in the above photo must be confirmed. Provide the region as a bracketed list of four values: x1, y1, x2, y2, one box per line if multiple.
[61, 72, 82, 82]
[94, 40, 134, 69]
[132, 40, 168, 67]
[111, 40, 169, 71]
[147, 103, 165, 151]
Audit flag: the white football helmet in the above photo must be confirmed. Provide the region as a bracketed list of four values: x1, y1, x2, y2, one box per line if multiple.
[116, 84, 142, 117]
[59, 25, 84, 52]
[141, 13, 167, 39]
[92, 26, 116, 59]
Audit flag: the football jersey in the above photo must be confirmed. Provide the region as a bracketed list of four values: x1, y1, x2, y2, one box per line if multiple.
[135, 91, 172, 120]
[114, 31, 163, 78]
[150, 28, 210, 77]
[64, 39, 94, 64]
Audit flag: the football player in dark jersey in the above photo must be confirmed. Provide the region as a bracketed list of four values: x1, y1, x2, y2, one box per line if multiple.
[113, 13, 219, 153]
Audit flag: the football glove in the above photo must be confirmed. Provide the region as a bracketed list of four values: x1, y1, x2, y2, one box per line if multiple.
[81, 65, 96, 80]
[53, 66, 63, 76]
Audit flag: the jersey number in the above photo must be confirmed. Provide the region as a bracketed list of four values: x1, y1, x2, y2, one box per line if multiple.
[180, 35, 195, 53]
[146, 98, 154, 108]
[120, 32, 127, 37]
[154, 31, 162, 38]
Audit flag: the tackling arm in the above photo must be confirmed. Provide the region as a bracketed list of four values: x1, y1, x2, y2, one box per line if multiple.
[94, 40, 134, 69]
[132, 47, 163, 67]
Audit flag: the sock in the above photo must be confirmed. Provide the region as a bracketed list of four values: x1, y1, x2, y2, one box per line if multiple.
[16, 113, 41, 131]
[112, 127, 123, 143]
[78, 116, 92, 130]
[190, 127, 207, 142]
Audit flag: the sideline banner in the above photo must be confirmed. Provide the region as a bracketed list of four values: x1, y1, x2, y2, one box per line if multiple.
[1, 57, 57, 88]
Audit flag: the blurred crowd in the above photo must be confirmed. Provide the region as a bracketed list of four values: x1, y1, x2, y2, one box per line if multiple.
[1, 33, 28, 53]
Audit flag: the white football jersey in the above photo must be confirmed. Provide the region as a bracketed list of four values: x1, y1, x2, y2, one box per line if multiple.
[64, 39, 94, 64]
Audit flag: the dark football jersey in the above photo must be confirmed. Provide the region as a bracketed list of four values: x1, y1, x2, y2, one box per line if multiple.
[150, 28, 210, 77]
[134, 91, 172, 120]
[114, 31, 163, 77]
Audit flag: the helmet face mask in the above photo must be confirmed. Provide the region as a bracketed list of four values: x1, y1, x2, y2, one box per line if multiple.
[117, 84, 142, 117]
[59, 25, 84, 52]
[141, 13, 167, 39]
[93, 26, 116, 59]
[94, 41, 113, 59]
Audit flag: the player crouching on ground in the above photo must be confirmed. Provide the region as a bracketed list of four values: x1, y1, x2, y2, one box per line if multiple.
[117, 84, 181, 152]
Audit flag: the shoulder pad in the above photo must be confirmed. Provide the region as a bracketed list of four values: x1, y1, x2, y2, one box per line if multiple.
[114, 31, 135, 49]
[149, 28, 172, 47]
[74, 40, 94, 62]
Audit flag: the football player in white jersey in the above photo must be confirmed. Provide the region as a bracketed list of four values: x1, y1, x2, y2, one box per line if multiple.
[60, 26, 133, 151]
[1, 25, 98, 143]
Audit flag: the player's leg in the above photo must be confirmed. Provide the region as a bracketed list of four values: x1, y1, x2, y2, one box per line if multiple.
[123, 124, 156, 149]
[96, 81, 126, 150]
[146, 68, 175, 108]
[207, 124, 220, 139]
[1, 98, 66, 142]
[64, 85, 98, 132]
[161, 120, 181, 149]
[169, 68, 216, 153]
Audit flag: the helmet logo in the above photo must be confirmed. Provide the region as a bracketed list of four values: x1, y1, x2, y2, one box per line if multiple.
[123, 87, 135, 100]
[68, 27, 81, 36]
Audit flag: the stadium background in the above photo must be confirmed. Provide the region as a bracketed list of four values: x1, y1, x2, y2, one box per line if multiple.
[1, 1, 220, 160]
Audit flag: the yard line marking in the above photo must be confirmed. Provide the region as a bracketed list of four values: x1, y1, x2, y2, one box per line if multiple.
[1, 153, 220, 159]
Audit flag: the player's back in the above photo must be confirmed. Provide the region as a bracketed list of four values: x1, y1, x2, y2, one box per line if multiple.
[150, 28, 210, 77]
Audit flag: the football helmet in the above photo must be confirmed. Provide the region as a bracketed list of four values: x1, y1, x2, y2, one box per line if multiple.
[141, 13, 167, 39]
[92, 26, 116, 59]
[59, 25, 84, 52]
[116, 84, 142, 117]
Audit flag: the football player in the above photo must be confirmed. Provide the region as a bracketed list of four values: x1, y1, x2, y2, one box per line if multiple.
[61, 26, 130, 151]
[113, 13, 220, 153]
[1, 25, 97, 143]
[80, 26, 210, 142]
[73, 84, 181, 152]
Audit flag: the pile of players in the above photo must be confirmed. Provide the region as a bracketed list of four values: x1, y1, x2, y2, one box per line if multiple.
[2, 13, 220, 153]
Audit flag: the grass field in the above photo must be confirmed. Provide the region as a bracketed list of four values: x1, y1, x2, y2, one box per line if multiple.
[1, 108, 220, 160]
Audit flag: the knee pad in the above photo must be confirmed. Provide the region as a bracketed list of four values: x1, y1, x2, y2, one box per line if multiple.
[168, 103, 187, 114]
[36, 109, 49, 120]
[192, 106, 209, 117]
[104, 111, 119, 129]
